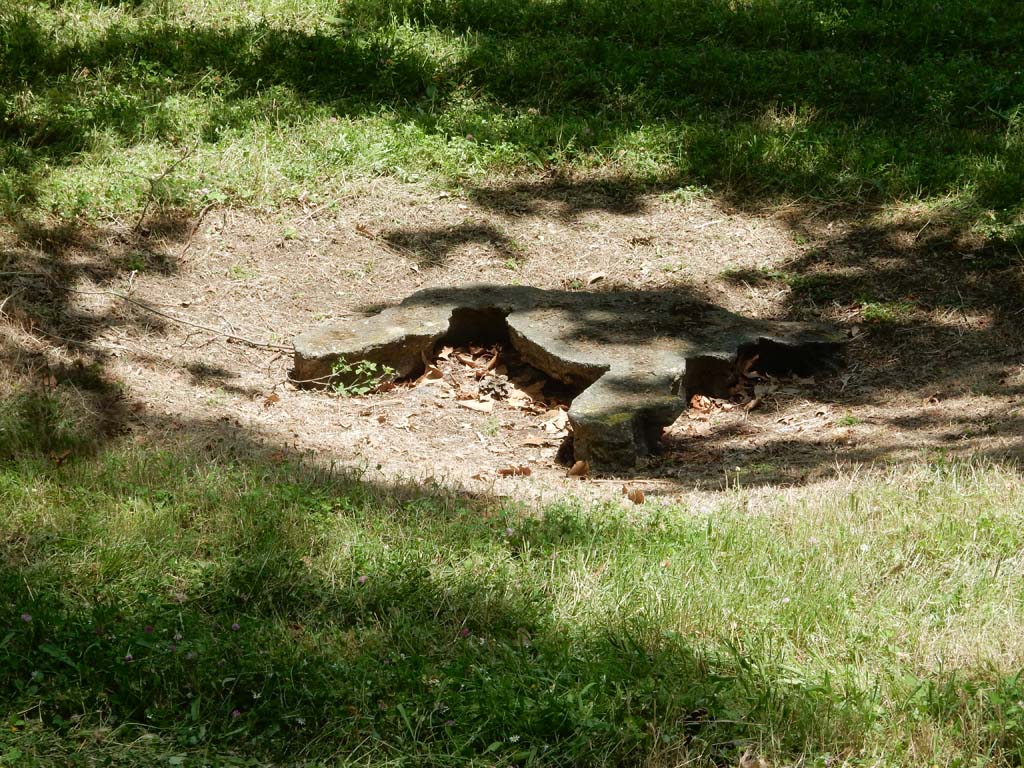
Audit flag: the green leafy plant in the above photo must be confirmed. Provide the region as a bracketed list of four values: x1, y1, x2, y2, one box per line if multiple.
[330, 357, 396, 397]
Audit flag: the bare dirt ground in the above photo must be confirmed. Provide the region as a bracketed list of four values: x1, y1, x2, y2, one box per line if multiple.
[3, 174, 1022, 503]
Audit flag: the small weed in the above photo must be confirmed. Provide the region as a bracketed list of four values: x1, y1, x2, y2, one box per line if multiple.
[659, 184, 710, 204]
[228, 264, 256, 280]
[836, 414, 862, 427]
[118, 251, 148, 271]
[859, 300, 917, 324]
[330, 357, 396, 397]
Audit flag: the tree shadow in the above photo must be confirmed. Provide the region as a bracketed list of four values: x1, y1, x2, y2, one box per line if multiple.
[384, 222, 527, 267]
[5, 415, 1020, 765]
[1, 1, 1021, 234]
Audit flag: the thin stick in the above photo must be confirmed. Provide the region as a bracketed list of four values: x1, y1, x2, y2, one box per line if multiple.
[68, 288, 291, 351]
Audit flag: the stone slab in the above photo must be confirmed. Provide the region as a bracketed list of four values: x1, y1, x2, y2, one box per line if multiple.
[293, 285, 844, 470]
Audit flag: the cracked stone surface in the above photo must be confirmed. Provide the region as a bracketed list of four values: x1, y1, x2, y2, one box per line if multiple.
[293, 285, 844, 470]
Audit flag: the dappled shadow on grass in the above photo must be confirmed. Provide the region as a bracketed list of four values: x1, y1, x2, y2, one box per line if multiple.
[0, 424, 846, 765]
[1, 0, 1022, 236]
[5, 416, 1024, 765]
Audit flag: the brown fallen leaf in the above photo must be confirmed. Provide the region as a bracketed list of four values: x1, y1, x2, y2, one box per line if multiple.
[415, 364, 444, 384]
[458, 399, 494, 413]
[622, 485, 645, 504]
[262, 393, 281, 408]
[497, 465, 532, 477]
[437, 345, 454, 360]
[543, 409, 570, 433]
[690, 394, 714, 412]
[507, 387, 534, 408]
[739, 353, 761, 379]
[50, 449, 71, 465]
[567, 460, 590, 478]
[354, 223, 376, 238]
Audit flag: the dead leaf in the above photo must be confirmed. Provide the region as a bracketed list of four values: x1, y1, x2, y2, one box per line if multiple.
[622, 485, 645, 504]
[497, 465, 532, 477]
[50, 449, 71, 465]
[543, 410, 570, 430]
[690, 394, 714, 412]
[377, 413, 387, 424]
[567, 460, 590, 478]
[587, 271, 606, 285]
[355, 223, 375, 238]
[262, 393, 280, 408]
[507, 387, 534, 408]
[740, 353, 761, 379]
[458, 400, 493, 413]
[415, 364, 444, 385]
[743, 396, 761, 412]
[437, 346, 454, 360]
[269, 451, 286, 464]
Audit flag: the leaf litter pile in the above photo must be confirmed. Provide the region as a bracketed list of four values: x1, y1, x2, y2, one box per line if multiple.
[345, 341, 838, 488]
[662, 349, 838, 470]
[387, 341, 578, 479]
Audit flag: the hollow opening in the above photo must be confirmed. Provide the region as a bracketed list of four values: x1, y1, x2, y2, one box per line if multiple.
[442, 307, 512, 348]
[682, 338, 841, 400]
[427, 313, 594, 405]
[737, 338, 842, 379]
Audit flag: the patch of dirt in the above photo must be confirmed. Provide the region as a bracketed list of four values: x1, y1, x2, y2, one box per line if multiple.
[3, 174, 1022, 502]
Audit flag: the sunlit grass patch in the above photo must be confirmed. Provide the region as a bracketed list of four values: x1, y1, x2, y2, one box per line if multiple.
[1, 0, 1022, 243]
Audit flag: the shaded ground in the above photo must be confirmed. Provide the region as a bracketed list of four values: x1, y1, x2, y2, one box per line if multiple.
[3, 173, 1021, 499]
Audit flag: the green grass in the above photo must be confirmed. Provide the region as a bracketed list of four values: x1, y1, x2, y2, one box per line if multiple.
[3, 392, 1024, 766]
[4, 3, 1024, 765]
[1, 0, 1022, 243]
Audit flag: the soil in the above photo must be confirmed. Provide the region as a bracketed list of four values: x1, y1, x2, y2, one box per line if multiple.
[3, 174, 1022, 503]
